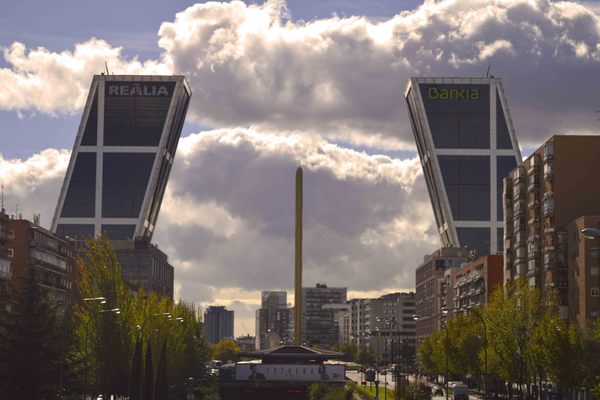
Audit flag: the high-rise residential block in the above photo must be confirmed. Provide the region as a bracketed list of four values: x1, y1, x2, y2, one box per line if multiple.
[302, 283, 347, 349]
[504, 136, 600, 320]
[255, 291, 292, 349]
[52, 75, 191, 241]
[405, 77, 522, 257]
[204, 306, 234, 345]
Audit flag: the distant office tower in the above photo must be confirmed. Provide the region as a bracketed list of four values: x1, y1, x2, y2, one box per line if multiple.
[112, 237, 174, 299]
[204, 306, 234, 345]
[503, 136, 600, 324]
[255, 291, 292, 349]
[302, 283, 347, 349]
[405, 77, 522, 257]
[52, 75, 191, 241]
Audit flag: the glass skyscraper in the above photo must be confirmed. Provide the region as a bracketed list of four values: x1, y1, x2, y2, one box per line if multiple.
[52, 75, 192, 240]
[405, 77, 521, 256]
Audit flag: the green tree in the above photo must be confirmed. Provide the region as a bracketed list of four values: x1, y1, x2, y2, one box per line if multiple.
[485, 278, 549, 398]
[144, 344, 154, 400]
[73, 236, 212, 397]
[212, 338, 241, 363]
[0, 268, 66, 399]
[154, 340, 168, 400]
[332, 342, 358, 362]
[591, 318, 600, 399]
[357, 343, 376, 365]
[129, 336, 143, 400]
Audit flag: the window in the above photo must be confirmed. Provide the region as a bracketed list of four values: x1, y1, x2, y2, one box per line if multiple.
[101, 225, 136, 240]
[457, 228, 490, 258]
[81, 89, 98, 146]
[420, 83, 490, 149]
[102, 153, 155, 218]
[56, 224, 95, 239]
[104, 81, 175, 146]
[591, 248, 599, 258]
[61, 153, 96, 217]
[592, 288, 600, 297]
[496, 92, 513, 149]
[438, 155, 490, 221]
[497, 156, 518, 220]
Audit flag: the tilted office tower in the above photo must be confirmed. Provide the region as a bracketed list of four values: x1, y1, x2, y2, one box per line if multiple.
[52, 75, 192, 240]
[405, 77, 521, 256]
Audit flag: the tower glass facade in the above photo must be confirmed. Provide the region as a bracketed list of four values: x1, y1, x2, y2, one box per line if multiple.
[405, 77, 521, 256]
[52, 75, 191, 240]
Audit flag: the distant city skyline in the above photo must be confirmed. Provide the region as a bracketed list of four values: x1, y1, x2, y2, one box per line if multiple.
[1, 0, 599, 335]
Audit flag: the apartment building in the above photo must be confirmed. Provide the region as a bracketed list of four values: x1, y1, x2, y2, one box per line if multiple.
[504, 136, 600, 321]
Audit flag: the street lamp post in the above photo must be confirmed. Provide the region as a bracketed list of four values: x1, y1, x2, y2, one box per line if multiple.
[414, 314, 449, 400]
[383, 317, 403, 396]
[467, 308, 488, 400]
[82, 297, 107, 400]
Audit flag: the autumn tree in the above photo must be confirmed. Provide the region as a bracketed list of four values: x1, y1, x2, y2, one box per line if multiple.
[212, 338, 241, 363]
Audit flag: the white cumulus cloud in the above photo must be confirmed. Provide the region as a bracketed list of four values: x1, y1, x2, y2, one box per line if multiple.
[1, 0, 599, 149]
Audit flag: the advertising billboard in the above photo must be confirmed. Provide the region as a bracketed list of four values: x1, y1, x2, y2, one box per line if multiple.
[235, 363, 345, 382]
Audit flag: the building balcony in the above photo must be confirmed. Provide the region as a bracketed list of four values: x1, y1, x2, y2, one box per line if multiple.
[513, 174, 526, 185]
[527, 216, 540, 225]
[544, 169, 554, 180]
[0, 269, 11, 281]
[527, 181, 540, 191]
[542, 191, 554, 200]
[527, 248, 540, 258]
[527, 162, 540, 176]
[544, 226, 555, 235]
[556, 280, 568, 288]
[513, 190, 526, 201]
[527, 199, 539, 209]
[0, 229, 15, 242]
[543, 205, 554, 217]
[543, 256, 555, 269]
[0, 249, 13, 259]
[513, 197, 526, 209]
[544, 144, 554, 161]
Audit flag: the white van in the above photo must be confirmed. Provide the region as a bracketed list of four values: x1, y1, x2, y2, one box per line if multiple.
[448, 381, 469, 400]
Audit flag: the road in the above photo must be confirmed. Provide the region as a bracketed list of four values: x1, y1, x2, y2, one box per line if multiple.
[347, 371, 482, 400]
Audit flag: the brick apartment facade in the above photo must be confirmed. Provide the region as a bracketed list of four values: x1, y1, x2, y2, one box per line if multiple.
[504, 135, 600, 324]
[450, 254, 503, 311]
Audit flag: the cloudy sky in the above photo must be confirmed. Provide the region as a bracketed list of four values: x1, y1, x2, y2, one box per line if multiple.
[1, 0, 599, 335]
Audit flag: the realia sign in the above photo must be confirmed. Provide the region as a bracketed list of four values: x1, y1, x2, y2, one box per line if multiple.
[107, 82, 172, 97]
